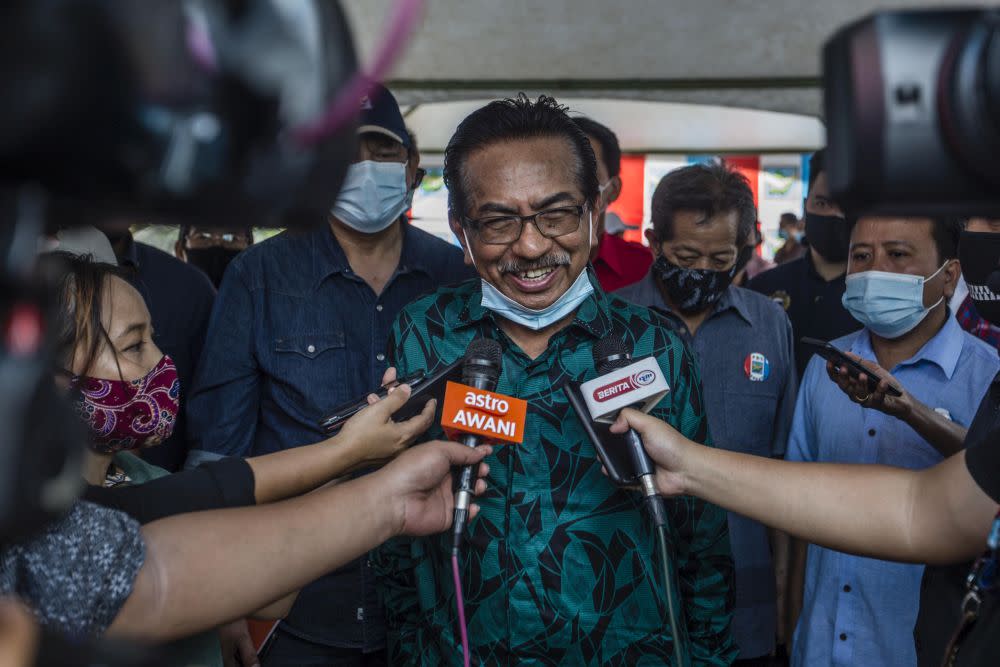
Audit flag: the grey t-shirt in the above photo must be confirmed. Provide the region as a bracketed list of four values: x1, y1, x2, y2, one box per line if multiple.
[0, 501, 145, 637]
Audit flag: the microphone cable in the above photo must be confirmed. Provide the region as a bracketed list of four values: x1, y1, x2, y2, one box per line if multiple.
[655, 520, 685, 667]
[451, 549, 471, 667]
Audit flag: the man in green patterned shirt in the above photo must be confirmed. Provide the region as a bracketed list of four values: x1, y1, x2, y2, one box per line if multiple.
[374, 95, 735, 665]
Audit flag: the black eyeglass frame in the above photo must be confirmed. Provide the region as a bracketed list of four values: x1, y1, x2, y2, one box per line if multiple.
[462, 203, 590, 246]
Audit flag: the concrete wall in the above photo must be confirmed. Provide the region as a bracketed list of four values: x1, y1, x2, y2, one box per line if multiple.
[341, 0, 977, 116]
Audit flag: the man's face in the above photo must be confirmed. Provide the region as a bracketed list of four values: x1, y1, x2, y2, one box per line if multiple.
[356, 133, 420, 189]
[450, 136, 597, 311]
[181, 226, 251, 254]
[848, 216, 959, 308]
[967, 218, 1000, 234]
[805, 171, 844, 218]
[646, 209, 741, 272]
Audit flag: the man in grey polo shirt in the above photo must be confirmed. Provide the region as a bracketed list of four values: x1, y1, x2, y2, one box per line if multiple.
[617, 161, 797, 665]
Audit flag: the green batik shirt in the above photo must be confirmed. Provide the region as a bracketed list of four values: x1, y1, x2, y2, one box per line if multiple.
[374, 270, 736, 666]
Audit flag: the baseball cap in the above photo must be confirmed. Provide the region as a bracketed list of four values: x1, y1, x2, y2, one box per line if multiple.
[358, 83, 411, 149]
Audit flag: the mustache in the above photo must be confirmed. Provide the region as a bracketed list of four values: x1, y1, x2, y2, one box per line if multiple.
[497, 254, 571, 274]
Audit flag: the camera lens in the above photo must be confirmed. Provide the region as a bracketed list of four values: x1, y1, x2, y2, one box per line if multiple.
[940, 10, 1000, 190]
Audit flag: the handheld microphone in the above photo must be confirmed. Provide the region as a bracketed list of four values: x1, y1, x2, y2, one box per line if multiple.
[591, 338, 668, 527]
[450, 338, 502, 552]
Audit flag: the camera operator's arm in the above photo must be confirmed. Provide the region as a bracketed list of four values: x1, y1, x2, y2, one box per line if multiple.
[106, 441, 491, 642]
[610, 409, 997, 565]
[826, 355, 967, 457]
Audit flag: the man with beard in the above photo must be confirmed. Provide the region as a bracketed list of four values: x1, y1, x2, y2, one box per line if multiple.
[748, 149, 862, 379]
[374, 95, 736, 666]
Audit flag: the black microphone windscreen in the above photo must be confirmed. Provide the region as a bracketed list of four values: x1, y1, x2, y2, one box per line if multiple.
[463, 337, 502, 384]
[593, 337, 632, 374]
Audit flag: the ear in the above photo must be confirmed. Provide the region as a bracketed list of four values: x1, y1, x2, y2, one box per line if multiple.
[606, 175, 623, 205]
[174, 241, 186, 262]
[644, 228, 659, 255]
[450, 217, 475, 267]
[942, 258, 961, 299]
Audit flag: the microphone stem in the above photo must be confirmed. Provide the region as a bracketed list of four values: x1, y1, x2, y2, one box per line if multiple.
[452, 434, 480, 552]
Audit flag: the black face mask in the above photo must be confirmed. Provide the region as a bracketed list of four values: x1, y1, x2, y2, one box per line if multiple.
[804, 212, 852, 263]
[186, 247, 241, 288]
[652, 246, 750, 315]
[959, 230, 1000, 326]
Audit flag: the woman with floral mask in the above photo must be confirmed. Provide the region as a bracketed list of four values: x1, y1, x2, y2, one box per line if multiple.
[37, 252, 480, 662]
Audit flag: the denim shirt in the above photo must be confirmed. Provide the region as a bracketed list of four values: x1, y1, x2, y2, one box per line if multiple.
[186, 222, 472, 649]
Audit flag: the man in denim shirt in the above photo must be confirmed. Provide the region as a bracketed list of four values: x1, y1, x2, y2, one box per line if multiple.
[185, 85, 472, 666]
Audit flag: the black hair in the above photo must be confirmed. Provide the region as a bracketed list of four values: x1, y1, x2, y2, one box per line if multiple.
[650, 161, 757, 247]
[572, 116, 621, 179]
[39, 251, 129, 379]
[931, 218, 964, 262]
[808, 148, 825, 192]
[443, 94, 599, 221]
[780, 212, 799, 225]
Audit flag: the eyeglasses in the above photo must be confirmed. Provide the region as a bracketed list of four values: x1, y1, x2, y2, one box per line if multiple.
[464, 204, 588, 246]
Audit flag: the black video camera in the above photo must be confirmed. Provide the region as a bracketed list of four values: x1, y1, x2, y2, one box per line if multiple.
[824, 8, 1000, 218]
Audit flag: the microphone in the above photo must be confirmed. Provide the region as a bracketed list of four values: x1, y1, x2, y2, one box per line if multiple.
[450, 338, 502, 552]
[591, 338, 668, 527]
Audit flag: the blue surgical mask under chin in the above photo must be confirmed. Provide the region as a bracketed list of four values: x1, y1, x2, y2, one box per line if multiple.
[842, 263, 949, 339]
[330, 160, 410, 234]
[480, 268, 594, 331]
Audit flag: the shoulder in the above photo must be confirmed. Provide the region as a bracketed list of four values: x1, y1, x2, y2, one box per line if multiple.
[227, 228, 316, 289]
[395, 279, 478, 328]
[136, 242, 214, 294]
[956, 327, 1000, 379]
[406, 225, 474, 283]
[605, 293, 689, 359]
[746, 258, 804, 292]
[731, 285, 792, 325]
[612, 273, 655, 306]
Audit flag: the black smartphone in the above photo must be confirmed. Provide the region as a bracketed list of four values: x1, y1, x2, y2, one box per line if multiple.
[318, 357, 464, 434]
[800, 337, 903, 397]
[565, 380, 640, 486]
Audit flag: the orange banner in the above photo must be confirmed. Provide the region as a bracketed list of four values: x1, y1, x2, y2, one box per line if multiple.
[440, 381, 527, 445]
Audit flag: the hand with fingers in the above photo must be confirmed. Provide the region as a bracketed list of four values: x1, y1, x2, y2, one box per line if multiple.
[824, 354, 912, 418]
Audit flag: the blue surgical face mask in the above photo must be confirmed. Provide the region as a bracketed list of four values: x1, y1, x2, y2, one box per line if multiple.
[331, 160, 410, 233]
[842, 262, 950, 339]
[465, 212, 595, 330]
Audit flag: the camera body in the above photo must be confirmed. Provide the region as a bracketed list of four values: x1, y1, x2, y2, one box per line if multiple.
[824, 8, 1000, 217]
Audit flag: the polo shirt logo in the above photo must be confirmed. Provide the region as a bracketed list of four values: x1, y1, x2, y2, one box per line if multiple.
[744, 352, 770, 381]
[769, 290, 791, 311]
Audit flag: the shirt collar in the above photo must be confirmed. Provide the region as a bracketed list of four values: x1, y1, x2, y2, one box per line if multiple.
[311, 219, 433, 289]
[805, 249, 846, 285]
[850, 311, 965, 379]
[456, 267, 613, 339]
[639, 270, 754, 326]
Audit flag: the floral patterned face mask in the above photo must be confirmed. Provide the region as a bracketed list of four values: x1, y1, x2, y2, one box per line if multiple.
[70, 355, 180, 454]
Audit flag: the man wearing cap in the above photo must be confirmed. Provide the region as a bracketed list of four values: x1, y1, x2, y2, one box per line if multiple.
[185, 84, 473, 666]
[572, 117, 652, 292]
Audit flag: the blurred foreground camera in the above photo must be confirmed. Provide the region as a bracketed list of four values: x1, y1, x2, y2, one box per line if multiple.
[824, 8, 1000, 217]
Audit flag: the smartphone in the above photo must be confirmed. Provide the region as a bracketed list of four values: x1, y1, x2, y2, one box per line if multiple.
[565, 380, 641, 486]
[318, 357, 464, 434]
[800, 337, 903, 397]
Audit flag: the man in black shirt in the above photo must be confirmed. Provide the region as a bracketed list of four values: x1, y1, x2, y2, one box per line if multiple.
[748, 149, 861, 378]
[609, 215, 1000, 666]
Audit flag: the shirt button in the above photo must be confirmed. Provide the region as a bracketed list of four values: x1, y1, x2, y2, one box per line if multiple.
[376, 353, 385, 362]
[307, 344, 316, 353]
[868, 428, 876, 436]
[376, 304, 384, 312]
[840, 633, 848, 641]
[843, 584, 852, 593]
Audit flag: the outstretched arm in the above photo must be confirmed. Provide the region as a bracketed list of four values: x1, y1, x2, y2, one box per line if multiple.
[611, 409, 997, 564]
[107, 441, 491, 642]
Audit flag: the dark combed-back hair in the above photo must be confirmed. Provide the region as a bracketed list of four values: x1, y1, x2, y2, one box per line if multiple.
[40, 251, 128, 379]
[572, 116, 621, 179]
[650, 161, 757, 247]
[443, 94, 599, 221]
[808, 148, 825, 192]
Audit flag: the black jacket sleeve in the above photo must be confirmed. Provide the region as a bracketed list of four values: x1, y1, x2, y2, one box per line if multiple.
[82, 458, 256, 524]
